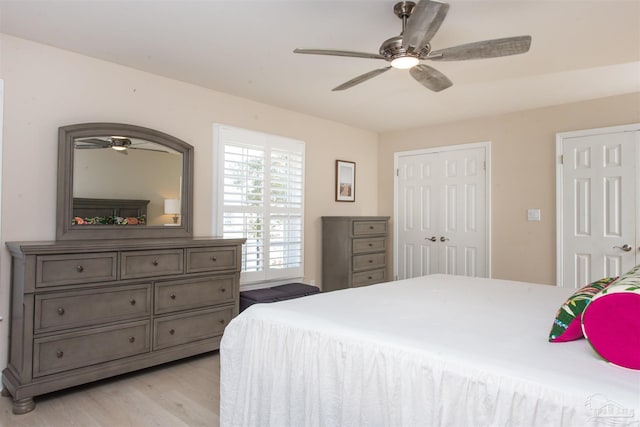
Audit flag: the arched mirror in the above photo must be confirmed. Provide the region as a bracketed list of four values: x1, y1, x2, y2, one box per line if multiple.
[56, 123, 194, 240]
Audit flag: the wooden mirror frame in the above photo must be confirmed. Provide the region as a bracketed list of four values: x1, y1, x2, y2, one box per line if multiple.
[56, 123, 194, 240]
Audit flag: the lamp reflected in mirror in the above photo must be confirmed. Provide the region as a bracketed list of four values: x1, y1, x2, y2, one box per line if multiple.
[164, 199, 181, 225]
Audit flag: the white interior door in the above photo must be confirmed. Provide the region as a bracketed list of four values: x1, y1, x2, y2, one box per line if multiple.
[396, 151, 439, 277]
[395, 143, 490, 280]
[557, 125, 640, 288]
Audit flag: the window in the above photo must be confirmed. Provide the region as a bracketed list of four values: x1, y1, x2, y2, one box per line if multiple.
[214, 124, 305, 285]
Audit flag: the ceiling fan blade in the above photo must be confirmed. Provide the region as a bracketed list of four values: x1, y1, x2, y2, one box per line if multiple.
[129, 147, 169, 154]
[410, 64, 452, 92]
[294, 48, 385, 60]
[428, 35, 532, 61]
[332, 67, 392, 91]
[77, 138, 110, 146]
[75, 144, 106, 149]
[402, 0, 449, 51]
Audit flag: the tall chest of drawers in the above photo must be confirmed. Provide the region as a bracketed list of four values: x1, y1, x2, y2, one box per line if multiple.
[321, 216, 390, 292]
[2, 237, 244, 414]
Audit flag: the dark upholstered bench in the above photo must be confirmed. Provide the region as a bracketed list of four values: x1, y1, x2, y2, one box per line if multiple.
[239, 283, 320, 312]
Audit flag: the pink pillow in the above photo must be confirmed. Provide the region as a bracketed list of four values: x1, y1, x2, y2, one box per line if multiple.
[581, 275, 640, 370]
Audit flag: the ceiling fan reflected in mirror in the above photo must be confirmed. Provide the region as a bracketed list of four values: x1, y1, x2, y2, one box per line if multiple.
[293, 0, 532, 92]
[75, 137, 170, 155]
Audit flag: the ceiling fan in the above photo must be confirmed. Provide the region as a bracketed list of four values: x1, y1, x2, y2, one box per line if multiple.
[293, 0, 531, 92]
[75, 137, 169, 155]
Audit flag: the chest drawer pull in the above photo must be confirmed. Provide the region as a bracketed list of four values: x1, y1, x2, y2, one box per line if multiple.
[368, 259, 373, 263]
[57, 307, 65, 316]
[56, 350, 64, 358]
[152, 260, 159, 266]
[219, 319, 225, 325]
[130, 299, 136, 306]
[170, 293, 177, 300]
[220, 288, 226, 293]
[76, 265, 84, 273]
[170, 329, 175, 335]
[211, 256, 217, 262]
[128, 336, 136, 343]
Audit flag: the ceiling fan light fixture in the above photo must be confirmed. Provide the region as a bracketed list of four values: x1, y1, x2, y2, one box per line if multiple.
[110, 137, 132, 151]
[391, 55, 419, 69]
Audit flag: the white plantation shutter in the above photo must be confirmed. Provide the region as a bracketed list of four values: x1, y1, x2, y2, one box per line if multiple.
[214, 125, 304, 284]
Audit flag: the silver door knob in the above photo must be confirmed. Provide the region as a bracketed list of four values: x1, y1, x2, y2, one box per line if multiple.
[440, 236, 449, 242]
[613, 244, 632, 252]
[425, 236, 437, 242]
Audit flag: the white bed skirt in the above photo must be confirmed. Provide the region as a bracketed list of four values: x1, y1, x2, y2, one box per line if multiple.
[220, 275, 640, 426]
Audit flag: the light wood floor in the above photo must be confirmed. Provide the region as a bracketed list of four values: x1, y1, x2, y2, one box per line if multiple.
[0, 352, 221, 427]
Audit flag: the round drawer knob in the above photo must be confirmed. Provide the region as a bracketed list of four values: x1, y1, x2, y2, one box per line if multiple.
[130, 299, 136, 306]
[76, 265, 84, 273]
[56, 350, 64, 358]
[220, 288, 226, 293]
[211, 256, 217, 262]
[170, 293, 176, 300]
[368, 243, 373, 247]
[368, 260, 373, 263]
[169, 329, 175, 335]
[152, 260, 159, 266]
[219, 319, 225, 325]
[57, 307, 65, 315]
[369, 226, 374, 230]
[128, 336, 135, 343]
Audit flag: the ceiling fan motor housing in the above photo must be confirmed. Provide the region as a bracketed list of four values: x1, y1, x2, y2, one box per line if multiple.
[379, 35, 429, 61]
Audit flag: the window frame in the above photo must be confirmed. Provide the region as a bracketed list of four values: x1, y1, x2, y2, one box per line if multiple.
[213, 124, 305, 286]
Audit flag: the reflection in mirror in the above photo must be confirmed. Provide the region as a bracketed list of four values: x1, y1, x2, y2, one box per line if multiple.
[73, 136, 182, 226]
[56, 123, 194, 240]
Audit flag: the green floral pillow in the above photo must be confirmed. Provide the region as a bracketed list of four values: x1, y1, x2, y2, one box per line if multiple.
[549, 277, 617, 342]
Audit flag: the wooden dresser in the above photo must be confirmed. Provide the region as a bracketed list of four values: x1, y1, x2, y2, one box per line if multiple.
[321, 216, 390, 292]
[2, 237, 244, 414]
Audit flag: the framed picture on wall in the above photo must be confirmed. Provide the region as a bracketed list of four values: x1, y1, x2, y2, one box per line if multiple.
[335, 160, 356, 202]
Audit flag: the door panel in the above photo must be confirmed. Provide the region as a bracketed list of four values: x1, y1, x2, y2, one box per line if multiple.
[561, 130, 638, 287]
[397, 154, 439, 279]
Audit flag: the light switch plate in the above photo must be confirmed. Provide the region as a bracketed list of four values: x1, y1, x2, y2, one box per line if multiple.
[527, 209, 541, 221]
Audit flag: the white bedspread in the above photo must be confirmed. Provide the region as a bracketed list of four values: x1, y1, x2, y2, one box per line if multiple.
[220, 275, 640, 426]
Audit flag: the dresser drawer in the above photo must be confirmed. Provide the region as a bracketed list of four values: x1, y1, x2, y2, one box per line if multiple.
[352, 269, 386, 287]
[121, 249, 184, 279]
[155, 275, 236, 315]
[186, 247, 237, 273]
[35, 284, 151, 333]
[352, 220, 387, 236]
[33, 321, 150, 377]
[352, 253, 386, 271]
[352, 237, 386, 254]
[153, 307, 232, 350]
[36, 253, 117, 288]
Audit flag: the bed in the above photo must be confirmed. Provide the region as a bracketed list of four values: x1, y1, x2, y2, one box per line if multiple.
[72, 197, 149, 224]
[220, 274, 640, 426]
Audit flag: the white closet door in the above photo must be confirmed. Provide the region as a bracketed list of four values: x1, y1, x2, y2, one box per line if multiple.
[395, 144, 489, 280]
[396, 152, 439, 278]
[439, 147, 487, 276]
[560, 129, 639, 288]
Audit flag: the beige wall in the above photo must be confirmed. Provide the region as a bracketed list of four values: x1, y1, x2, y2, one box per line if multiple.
[378, 92, 640, 285]
[0, 35, 379, 367]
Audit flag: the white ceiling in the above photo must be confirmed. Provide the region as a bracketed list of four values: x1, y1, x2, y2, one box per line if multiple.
[1, 0, 639, 132]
